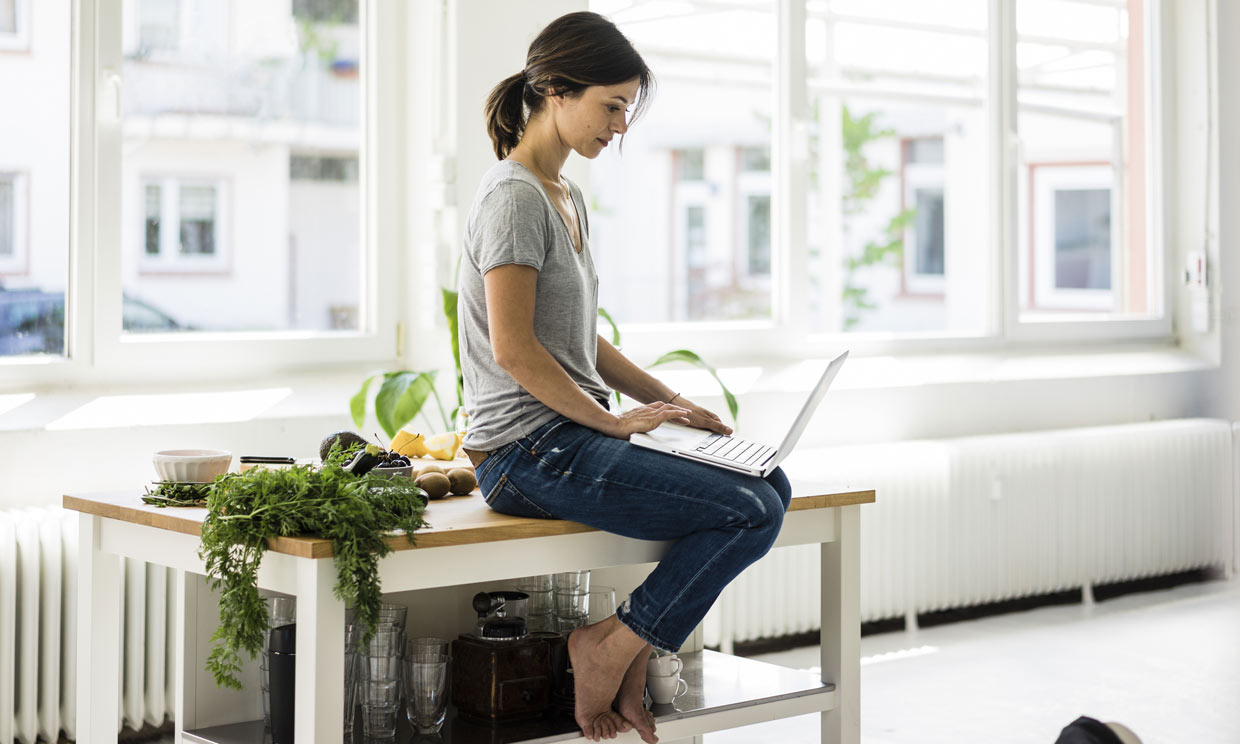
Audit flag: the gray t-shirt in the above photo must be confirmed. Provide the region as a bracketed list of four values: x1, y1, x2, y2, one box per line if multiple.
[458, 161, 611, 451]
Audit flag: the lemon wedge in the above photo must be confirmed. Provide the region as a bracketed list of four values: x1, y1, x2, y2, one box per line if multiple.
[391, 430, 428, 458]
[424, 430, 463, 461]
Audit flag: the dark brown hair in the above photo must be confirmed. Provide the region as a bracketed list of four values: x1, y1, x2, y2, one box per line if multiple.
[484, 11, 654, 160]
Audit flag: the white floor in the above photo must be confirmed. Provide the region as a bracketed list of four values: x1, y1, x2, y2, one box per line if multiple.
[706, 576, 1240, 744]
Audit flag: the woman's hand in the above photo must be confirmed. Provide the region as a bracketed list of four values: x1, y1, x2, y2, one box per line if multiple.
[603, 401, 691, 440]
[669, 396, 732, 436]
[602, 397, 732, 440]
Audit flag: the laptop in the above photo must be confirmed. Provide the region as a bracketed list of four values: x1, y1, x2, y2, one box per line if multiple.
[630, 351, 849, 477]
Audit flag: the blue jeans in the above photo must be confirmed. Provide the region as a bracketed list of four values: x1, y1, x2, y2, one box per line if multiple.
[474, 415, 792, 651]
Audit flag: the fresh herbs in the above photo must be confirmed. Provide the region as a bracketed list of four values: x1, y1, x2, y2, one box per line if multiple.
[196, 446, 428, 689]
[143, 481, 210, 507]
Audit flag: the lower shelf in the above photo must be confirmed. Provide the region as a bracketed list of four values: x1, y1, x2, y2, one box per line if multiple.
[184, 649, 835, 744]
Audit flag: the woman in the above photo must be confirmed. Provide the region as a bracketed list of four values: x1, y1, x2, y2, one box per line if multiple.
[458, 12, 792, 743]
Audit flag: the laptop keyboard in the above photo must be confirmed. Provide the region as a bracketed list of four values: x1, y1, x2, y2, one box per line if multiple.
[697, 433, 776, 468]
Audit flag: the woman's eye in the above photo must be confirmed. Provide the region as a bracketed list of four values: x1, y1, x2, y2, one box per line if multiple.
[608, 106, 621, 113]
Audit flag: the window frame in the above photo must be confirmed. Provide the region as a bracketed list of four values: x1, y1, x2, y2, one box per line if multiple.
[596, 0, 1171, 364]
[0, 0, 29, 52]
[1001, 0, 1169, 342]
[0, 0, 402, 388]
[0, 171, 29, 275]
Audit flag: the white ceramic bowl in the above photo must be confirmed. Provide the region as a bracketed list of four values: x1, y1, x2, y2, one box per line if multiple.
[153, 449, 232, 483]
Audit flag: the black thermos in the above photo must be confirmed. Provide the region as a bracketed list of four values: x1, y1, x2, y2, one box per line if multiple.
[268, 623, 296, 744]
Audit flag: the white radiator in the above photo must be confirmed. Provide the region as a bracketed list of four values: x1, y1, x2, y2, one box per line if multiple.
[705, 418, 1235, 649]
[0, 506, 175, 744]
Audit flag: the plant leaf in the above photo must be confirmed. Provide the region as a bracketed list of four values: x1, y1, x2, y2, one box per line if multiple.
[647, 349, 739, 426]
[597, 306, 621, 347]
[350, 373, 378, 429]
[442, 288, 462, 406]
[375, 371, 437, 439]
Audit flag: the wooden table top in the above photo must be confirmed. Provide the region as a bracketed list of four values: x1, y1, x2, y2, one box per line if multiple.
[64, 461, 874, 559]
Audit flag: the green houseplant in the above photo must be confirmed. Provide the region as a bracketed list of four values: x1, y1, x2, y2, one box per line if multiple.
[354, 290, 739, 440]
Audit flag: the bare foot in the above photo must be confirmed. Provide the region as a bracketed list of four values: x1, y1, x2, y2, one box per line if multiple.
[615, 644, 658, 743]
[568, 616, 647, 741]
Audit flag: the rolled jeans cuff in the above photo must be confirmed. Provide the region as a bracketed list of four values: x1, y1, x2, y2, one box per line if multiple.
[616, 596, 678, 653]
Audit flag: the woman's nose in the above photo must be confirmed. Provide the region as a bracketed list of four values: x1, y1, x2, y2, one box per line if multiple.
[613, 114, 629, 135]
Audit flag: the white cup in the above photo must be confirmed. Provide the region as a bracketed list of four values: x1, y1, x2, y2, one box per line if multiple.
[646, 671, 687, 705]
[646, 653, 682, 677]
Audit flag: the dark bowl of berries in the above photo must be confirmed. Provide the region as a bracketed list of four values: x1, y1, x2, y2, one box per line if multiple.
[372, 452, 415, 480]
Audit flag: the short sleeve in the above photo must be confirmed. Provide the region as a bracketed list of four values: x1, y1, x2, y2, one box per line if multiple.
[471, 179, 549, 275]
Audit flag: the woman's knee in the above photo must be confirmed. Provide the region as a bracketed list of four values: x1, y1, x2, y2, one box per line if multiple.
[765, 467, 793, 510]
[726, 480, 786, 534]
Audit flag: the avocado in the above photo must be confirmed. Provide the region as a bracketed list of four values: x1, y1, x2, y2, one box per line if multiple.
[319, 430, 370, 463]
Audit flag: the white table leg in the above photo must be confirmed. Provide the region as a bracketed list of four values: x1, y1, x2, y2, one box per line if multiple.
[820, 505, 860, 744]
[173, 569, 196, 739]
[295, 558, 344, 743]
[76, 513, 121, 743]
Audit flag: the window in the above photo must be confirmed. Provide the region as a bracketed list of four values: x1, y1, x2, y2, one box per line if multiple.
[589, 1, 776, 326]
[903, 137, 946, 294]
[0, 0, 28, 51]
[585, 0, 1163, 352]
[139, 178, 224, 270]
[0, 174, 23, 271]
[290, 154, 360, 182]
[0, 0, 400, 382]
[293, 0, 359, 24]
[119, 1, 366, 335]
[1027, 163, 1113, 311]
[138, 0, 180, 53]
[1014, 0, 1156, 322]
[0, 0, 67, 362]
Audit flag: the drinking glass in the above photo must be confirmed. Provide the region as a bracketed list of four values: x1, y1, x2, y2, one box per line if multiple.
[517, 575, 555, 632]
[554, 570, 590, 594]
[344, 623, 363, 737]
[405, 636, 450, 658]
[364, 627, 405, 658]
[362, 652, 403, 738]
[404, 652, 449, 734]
[376, 602, 408, 630]
[588, 585, 616, 623]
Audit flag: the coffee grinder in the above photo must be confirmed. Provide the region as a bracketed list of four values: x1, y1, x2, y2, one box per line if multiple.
[451, 591, 552, 723]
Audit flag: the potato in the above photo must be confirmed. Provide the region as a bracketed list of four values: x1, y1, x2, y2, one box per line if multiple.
[446, 468, 477, 495]
[415, 472, 452, 500]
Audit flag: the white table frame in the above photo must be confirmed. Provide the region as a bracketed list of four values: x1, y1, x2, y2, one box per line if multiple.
[74, 501, 861, 744]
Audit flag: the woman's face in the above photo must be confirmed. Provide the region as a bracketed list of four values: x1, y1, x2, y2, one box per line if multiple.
[553, 78, 641, 159]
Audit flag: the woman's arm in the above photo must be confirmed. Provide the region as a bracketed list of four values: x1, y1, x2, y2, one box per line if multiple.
[595, 335, 675, 405]
[484, 264, 689, 439]
[596, 335, 733, 436]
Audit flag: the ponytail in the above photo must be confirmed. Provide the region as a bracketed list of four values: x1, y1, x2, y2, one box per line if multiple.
[484, 72, 528, 161]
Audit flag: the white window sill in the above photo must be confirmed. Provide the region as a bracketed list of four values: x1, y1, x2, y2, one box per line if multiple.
[659, 343, 1215, 401]
[0, 344, 1214, 436]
